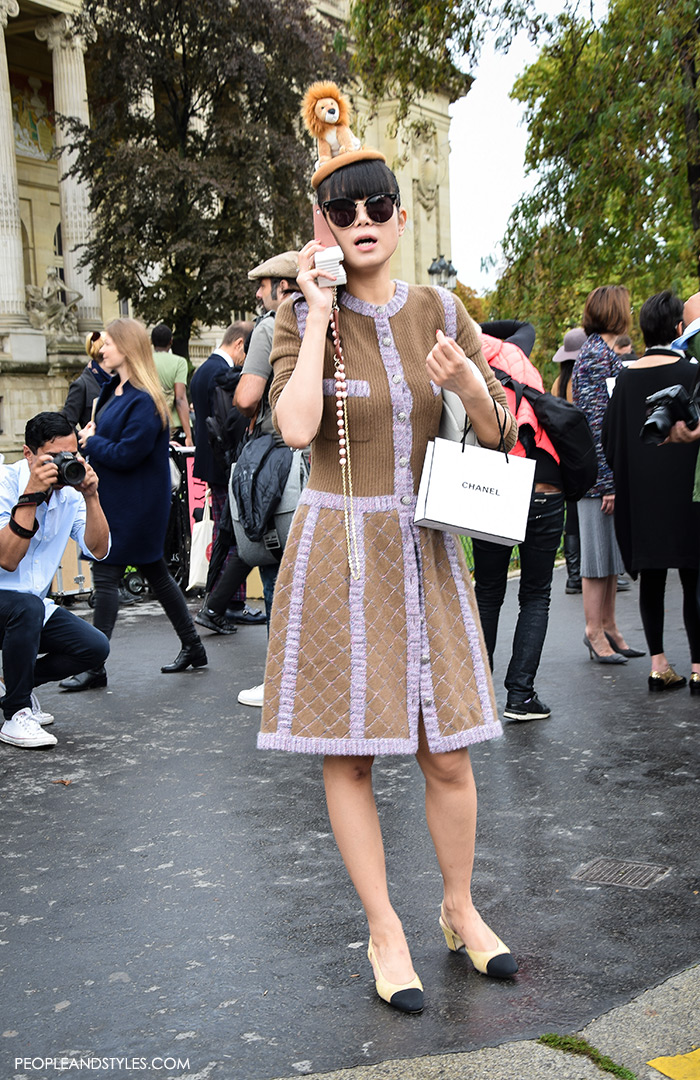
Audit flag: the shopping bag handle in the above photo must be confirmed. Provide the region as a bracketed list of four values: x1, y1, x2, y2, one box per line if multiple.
[462, 398, 508, 460]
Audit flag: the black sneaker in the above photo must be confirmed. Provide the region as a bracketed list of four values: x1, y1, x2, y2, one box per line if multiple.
[194, 608, 238, 635]
[503, 694, 551, 721]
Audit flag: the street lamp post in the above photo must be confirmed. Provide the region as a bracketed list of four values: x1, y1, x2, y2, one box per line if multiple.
[428, 255, 458, 291]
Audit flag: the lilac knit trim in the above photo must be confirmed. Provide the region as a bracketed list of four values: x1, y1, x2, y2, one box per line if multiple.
[401, 518, 424, 730]
[429, 380, 441, 396]
[435, 286, 457, 338]
[293, 298, 309, 340]
[322, 378, 370, 398]
[443, 533, 500, 731]
[349, 521, 368, 738]
[277, 504, 318, 732]
[300, 488, 402, 513]
[340, 280, 409, 318]
[256, 720, 502, 756]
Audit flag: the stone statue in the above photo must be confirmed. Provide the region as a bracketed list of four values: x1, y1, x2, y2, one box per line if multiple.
[26, 267, 82, 342]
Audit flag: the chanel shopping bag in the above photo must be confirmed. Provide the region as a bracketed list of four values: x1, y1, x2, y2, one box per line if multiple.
[414, 438, 536, 546]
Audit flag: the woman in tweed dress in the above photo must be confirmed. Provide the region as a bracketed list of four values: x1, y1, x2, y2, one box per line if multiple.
[258, 154, 518, 1012]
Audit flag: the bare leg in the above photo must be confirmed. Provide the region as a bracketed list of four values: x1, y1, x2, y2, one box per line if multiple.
[583, 574, 627, 655]
[415, 724, 501, 953]
[601, 573, 631, 651]
[323, 755, 416, 985]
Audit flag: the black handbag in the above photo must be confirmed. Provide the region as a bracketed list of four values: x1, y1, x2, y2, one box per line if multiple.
[491, 367, 598, 501]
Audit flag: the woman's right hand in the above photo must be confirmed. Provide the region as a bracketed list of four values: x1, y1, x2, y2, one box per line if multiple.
[296, 239, 335, 321]
[78, 420, 96, 448]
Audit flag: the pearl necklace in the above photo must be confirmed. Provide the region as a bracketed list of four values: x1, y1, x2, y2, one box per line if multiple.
[331, 290, 361, 581]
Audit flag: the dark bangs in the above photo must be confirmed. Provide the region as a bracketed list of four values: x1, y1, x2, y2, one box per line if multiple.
[317, 160, 400, 206]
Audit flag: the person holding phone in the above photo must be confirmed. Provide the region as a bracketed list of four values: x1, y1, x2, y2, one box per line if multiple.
[257, 116, 517, 1013]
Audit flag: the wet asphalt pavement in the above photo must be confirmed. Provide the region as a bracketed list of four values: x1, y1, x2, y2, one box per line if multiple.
[1, 568, 698, 1080]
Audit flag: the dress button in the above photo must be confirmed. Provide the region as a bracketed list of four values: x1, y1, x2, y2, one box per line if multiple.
[382, 336, 391, 346]
[423, 698, 433, 708]
[397, 411, 407, 422]
[400, 495, 411, 505]
[421, 654, 430, 664]
[392, 374, 402, 384]
[399, 456, 408, 467]
[376, 306, 385, 314]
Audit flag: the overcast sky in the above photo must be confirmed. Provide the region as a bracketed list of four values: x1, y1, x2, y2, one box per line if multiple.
[449, 2, 608, 295]
[448, 33, 535, 294]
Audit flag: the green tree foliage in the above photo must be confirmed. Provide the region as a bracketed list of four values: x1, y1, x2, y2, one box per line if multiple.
[348, 0, 549, 123]
[492, 0, 700, 363]
[63, 0, 345, 353]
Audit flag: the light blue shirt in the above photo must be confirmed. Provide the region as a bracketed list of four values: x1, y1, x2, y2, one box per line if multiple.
[0, 460, 109, 624]
[672, 317, 700, 351]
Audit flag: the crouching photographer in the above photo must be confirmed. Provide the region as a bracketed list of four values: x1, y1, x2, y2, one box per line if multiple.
[0, 412, 110, 749]
[602, 290, 700, 693]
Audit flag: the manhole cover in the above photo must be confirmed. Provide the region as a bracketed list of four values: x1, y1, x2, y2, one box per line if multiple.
[572, 857, 670, 890]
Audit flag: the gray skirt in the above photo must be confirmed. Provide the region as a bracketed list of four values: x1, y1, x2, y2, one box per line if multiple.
[578, 496, 625, 578]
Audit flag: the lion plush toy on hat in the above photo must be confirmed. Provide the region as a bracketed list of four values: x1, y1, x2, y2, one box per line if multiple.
[301, 81, 386, 189]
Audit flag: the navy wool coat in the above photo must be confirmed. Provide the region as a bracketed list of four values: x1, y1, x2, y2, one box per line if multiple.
[86, 378, 171, 565]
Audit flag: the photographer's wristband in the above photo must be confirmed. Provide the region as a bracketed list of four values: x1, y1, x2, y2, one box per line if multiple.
[9, 506, 39, 539]
[16, 491, 49, 507]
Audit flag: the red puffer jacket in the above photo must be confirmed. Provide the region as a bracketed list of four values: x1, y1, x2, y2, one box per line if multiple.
[480, 334, 559, 463]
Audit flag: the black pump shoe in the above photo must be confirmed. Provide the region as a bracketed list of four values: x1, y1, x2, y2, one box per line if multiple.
[59, 668, 108, 692]
[161, 641, 208, 673]
[604, 632, 645, 658]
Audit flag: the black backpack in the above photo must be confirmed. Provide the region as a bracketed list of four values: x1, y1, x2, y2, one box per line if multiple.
[491, 367, 598, 501]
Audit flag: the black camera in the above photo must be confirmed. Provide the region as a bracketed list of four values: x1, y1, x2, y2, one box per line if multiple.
[640, 385, 700, 445]
[50, 451, 86, 486]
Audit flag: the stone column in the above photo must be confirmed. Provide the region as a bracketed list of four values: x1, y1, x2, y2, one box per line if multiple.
[36, 14, 101, 331]
[0, 0, 29, 329]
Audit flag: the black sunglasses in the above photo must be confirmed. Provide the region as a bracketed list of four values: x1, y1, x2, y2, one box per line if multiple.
[321, 192, 399, 229]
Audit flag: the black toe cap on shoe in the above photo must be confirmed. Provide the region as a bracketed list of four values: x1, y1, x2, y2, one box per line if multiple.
[389, 987, 424, 1013]
[486, 953, 519, 978]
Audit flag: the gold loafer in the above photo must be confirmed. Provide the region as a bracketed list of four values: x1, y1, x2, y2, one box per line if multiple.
[689, 673, 700, 696]
[439, 906, 518, 979]
[648, 666, 686, 692]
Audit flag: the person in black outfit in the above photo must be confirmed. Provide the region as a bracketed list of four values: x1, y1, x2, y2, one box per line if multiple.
[602, 291, 700, 692]
[472, 319, 564, 721]
[61, 332, 112, 430]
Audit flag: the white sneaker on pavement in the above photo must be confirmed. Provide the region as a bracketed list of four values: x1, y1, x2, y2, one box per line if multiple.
[0, 708, 58, 748]
[237, 683, 264, 707]
[0, 678, 53, 725]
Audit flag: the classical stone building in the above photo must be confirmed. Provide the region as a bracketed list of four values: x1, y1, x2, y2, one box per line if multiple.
[0, 0, 456, 457]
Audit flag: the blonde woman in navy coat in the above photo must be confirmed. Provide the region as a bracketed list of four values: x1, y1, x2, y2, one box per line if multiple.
[60, 318, 206, 690]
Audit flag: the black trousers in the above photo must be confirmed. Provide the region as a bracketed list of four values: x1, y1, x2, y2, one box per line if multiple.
[92, 559, 199, 651]
[0, 591, 109, 720]
[638, 567, 700, 660]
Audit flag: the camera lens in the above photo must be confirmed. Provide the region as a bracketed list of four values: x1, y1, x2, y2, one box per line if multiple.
[641, 407, 672, 445]
[54, 453, 86, 486]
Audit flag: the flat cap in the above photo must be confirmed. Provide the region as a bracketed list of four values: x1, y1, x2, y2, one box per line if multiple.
[248, 251, 299, 281]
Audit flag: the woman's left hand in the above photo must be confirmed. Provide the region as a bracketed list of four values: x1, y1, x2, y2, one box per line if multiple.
[78, 421, 96, 448]
[601, 494, 615, 515]
[426, 330, 487, 402]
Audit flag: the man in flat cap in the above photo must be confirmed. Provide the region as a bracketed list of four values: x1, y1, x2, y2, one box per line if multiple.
[234, 251, 299, 443]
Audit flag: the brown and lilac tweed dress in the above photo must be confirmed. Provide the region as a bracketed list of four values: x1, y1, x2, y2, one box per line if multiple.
[258, 283, 516, 756]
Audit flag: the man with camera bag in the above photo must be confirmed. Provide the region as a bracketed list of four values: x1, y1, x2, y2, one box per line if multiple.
[0, 413, 110, 749]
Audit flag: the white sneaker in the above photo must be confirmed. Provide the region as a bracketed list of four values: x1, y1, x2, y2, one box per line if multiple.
[30, 690, 54, 726]
[0, 678, 53, 725]
[0, 708, 58, 748]
[237, 683, 264, 707]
